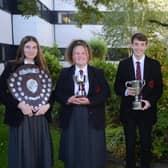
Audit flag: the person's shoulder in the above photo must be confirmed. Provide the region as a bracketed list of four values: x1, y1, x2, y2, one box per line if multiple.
[120, 57, 131, 63]
[3, 60, 17, 70]
[5, 60, 23, 72]
[118, 57, 131, 66]
[88, 65, 103, 73]
[5, 60, 17, 66]
[59, 65, 74, 74]
[146, 56, 161, 66]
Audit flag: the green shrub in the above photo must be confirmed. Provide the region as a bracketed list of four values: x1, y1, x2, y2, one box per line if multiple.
[89, 38, 108, 60]
[146, 39, 168, 160]
[44, 51, 62, 88]
[43, 43, 62, 59]
[44, 51, 62, 122]
[0, 110, 8, 168]
[106, 127, 125, 159]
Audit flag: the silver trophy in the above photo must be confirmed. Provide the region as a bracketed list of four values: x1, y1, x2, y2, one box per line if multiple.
[125, 80, 145, 110]
[73, 73, 86, 97]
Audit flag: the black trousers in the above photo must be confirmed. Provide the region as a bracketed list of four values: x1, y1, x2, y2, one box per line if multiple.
[123, 118, 153, 168]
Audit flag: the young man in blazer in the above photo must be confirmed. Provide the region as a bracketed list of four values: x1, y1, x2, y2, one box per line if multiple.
[114, 33, 163, 168]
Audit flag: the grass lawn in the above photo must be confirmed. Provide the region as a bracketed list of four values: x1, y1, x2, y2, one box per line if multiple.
[0, 115, 64, 168]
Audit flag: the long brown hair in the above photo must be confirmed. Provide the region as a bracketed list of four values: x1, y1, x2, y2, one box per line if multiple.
[16, 35, 48, 70]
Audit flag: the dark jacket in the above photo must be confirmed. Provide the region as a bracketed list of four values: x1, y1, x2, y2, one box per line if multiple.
[114, 56, 163, 124]
[0, 61, 52, 127]
[54, 65, 110, 129]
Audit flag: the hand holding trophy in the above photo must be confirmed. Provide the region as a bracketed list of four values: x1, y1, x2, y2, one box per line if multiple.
[125, 80, 145, 110]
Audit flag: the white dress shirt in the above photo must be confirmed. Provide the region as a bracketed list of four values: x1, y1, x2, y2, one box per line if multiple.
[74, 65, 89, 96]
[132, 54, 145, 80]
[125, 55, 145, 96]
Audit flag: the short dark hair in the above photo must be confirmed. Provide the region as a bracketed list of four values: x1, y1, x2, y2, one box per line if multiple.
[131, 33, 148, 44]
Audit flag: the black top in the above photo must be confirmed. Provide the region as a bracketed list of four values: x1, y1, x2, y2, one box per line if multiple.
[54, 65, 110, 129]
[114, 56, 163, 124]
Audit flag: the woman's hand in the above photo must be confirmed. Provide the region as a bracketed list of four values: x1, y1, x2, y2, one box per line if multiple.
[34, 104, 50, 116]
[67, 96, 80, 104]
[67, 96, 90, 105]
[77, 97, 90, 105]
[17, 102, 33, 117]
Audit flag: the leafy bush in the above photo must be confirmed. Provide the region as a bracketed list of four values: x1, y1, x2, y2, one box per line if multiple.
[44, 51, 62, 122]
[89, 38, 108, 60]
[146, 39, 168, 160]
[43, 43, 62, 59]
[44, 51, 62, 88]
[106, 127, 125, 159]
[0, 105, 8, 168]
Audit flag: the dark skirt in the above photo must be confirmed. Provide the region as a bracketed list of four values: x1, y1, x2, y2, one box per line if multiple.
[8, 115, 53, 168]
[59, 106, 106, 168]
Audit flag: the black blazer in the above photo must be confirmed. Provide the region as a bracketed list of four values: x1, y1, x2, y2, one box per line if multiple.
[0, 61, 52, 127]
[114, 56, 163, 124]
[54, 65, 110, 129]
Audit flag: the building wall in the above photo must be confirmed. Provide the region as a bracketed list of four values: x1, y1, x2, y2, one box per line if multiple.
[13, 15, 54, 47]
[0, 10, 12, 44]
[55, 24, 103, 48]
[54, 0, 76, 11]
[40, 0, 53, 10]
[0, 0, 106, 62]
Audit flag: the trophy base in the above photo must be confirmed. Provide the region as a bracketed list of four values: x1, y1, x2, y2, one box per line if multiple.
[132, 101, 143, 110]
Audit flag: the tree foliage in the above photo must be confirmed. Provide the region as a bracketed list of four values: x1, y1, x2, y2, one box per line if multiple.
[88, 38, 108, 60]
[18, 0, 38, 17]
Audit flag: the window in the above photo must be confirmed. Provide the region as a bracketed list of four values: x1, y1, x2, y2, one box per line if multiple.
[58, 12, 76, 24]
[0, 0, 3, 8]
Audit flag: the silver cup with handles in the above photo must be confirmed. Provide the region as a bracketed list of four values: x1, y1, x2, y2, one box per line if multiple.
[125, 80, 145, 110]
[73, 73, 86, 97]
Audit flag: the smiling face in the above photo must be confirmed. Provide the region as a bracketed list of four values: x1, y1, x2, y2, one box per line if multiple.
[131, 39, 147, 60]
[72, 45, 89, 68]
[24, 41, 38, 62]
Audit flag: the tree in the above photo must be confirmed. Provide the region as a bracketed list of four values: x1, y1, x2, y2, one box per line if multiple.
[17, 0, 168, 47]
[18, 0, 38, 16]
[100, 0, 168, 47]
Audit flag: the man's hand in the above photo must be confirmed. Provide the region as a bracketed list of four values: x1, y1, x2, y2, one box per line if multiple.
[127, 87, 136, 96]
[141, 100, 151, 111]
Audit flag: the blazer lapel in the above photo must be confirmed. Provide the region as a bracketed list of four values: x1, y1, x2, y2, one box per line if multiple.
[69, 65, 75, 94]
[143, 56, 150, 81]
[129, 56, 136, 80]
[87, 65, 94, 96]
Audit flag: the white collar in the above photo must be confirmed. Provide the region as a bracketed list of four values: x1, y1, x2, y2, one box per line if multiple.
[132, 54, 145, 64]
[75, 65, 88, 74]
[24, 59, 35, 64]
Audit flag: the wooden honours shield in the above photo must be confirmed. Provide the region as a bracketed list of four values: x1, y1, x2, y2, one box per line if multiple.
[8, 64, 52, 110]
